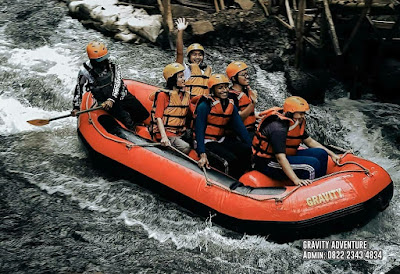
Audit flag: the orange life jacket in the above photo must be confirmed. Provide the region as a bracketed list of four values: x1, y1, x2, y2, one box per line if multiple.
[150, 89, 190, 140]
[185, 63, 212, 98]
[192, 96, 235, 141]
[252, 107, 306, 158]
[229, 88, 256, 131]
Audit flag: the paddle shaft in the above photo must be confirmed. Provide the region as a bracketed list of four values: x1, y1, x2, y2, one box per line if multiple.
[48, 106, 103, 122]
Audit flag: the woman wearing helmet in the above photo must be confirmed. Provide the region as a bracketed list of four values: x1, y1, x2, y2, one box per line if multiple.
[226, 61, 260, 139]
[72, 41, 149, 129]
[175, 18, 212, 98]
[150, 63, 192, 154]
[252, 96, 341, 186]
[193, 74, 252, 179]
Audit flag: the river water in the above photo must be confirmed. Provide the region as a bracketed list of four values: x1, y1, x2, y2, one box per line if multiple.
[0, 1, 399, 273]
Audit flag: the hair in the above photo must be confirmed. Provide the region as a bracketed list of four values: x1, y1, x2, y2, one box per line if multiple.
[209, 86, 215, 95]
[285, 111, 294, 119]
[231, 75, 250, 93]
[166, 73, 178, 90]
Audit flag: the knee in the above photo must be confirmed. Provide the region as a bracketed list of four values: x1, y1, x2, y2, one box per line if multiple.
[315, 148, 328, 160]
[182, 145, 192, 155]
[308, 158, 321, 170]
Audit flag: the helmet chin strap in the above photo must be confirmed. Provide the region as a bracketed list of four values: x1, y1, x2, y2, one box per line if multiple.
[288, 119, 299, 131]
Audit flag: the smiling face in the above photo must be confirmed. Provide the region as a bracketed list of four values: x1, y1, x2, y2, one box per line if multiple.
[236, 69, 250, 86]
[189, 50, 204, 65]
[213, 83, 229, 99]
[175, 71, 185, 89]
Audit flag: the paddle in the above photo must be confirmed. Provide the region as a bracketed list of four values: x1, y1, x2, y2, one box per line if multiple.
[27, 106, 103, 126]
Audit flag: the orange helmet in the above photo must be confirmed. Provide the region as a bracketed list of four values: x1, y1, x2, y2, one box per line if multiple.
[207, 74, 230, 89]
[86, 41, 109, 62]
[163, 63, 185, 81]
[186, 43, 205, 57]
[226, 61, 248, 79]
[283, 96, 310, 113]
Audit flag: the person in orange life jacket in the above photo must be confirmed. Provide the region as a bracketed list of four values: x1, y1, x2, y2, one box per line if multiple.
[194, 74, 252, 179]
[175, 18, 212, 98]
[252, 96, 341, 186]
[226, 61, 263, 140]
[72, 41, 149, 129]
[150, 63, 192, 154]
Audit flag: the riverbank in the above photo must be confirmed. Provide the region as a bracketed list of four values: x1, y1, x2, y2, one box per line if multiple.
[62, 0, 400, 104]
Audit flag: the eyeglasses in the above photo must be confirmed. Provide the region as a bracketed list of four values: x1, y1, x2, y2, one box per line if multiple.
[238, 73, 249, 78]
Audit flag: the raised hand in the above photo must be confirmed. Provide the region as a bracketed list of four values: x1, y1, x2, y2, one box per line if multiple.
[175, 17, 188, 31]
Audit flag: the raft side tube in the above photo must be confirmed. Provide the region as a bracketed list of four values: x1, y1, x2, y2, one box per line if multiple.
[77, 128, 394, 242]
[97, 114, 287, 196]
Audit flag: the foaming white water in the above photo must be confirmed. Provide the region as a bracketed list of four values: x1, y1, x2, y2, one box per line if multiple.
[329, 97, 399, 182]
[8, 44, 80, 93]
[0, 96, 76, 135]
[254, 65, 288, 107]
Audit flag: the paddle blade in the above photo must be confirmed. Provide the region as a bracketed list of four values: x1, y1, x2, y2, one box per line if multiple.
[26, 119, 50, 126]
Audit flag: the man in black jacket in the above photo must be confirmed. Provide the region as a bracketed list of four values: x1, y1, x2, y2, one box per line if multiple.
[72, 41, 148, 129]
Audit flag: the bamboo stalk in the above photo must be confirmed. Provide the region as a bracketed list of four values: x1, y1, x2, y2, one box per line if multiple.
[322, 0, 342, 55]
[258, 0, 269, 16]
[343, 0, 372, 54]
[285, 0, 295, 28]
[329, 0, 396, 9]
[219, 0, 225, 10]
[157, 0, 164, 14]
[295, 0, 306, 68]
[160, 0, 174, 49]
[214, 0, 220, 13]
[274, 15, 294, 30]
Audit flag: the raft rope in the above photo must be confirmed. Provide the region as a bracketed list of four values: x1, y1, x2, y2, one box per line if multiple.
[166, 144, 213, 186]
[245, 147, 371, 202]
[85, 99, 214, 186]
[86, 107, 372, 202]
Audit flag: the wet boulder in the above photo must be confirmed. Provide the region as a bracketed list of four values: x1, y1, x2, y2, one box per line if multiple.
[67, 0, 162, 43]
[126, 11, 162, 43]
[376, 58, 400, 102]
[234, 0, 255, 10]
[285, 68, 329, 105]
[191, 20, 215, 36]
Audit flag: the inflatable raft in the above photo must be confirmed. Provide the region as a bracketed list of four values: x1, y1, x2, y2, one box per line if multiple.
[77, 79, 393, 241]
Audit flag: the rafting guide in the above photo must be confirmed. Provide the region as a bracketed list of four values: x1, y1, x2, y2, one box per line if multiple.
[302, 240, 383, 260]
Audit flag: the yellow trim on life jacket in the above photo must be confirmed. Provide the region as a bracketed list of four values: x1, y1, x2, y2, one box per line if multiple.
[150, 89, 190, 140]
[185, 63, 212, 98]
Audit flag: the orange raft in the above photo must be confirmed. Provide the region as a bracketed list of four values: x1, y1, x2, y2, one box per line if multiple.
[77, 79, 393, 241]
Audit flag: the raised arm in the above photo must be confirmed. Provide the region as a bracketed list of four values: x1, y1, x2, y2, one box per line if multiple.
[175, 18, 188, 65]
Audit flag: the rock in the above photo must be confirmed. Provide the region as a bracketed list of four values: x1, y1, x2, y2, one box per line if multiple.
[114, 31, 139, 43]
[191, 20, 214, 36]
[235, 0, 255, 10]
[257, 54, 285, 72]
[68, 0, 162, 43]
[171, 4, 208, 18]
[285, 68, 328, 105]
[127, 14, 162, 43]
